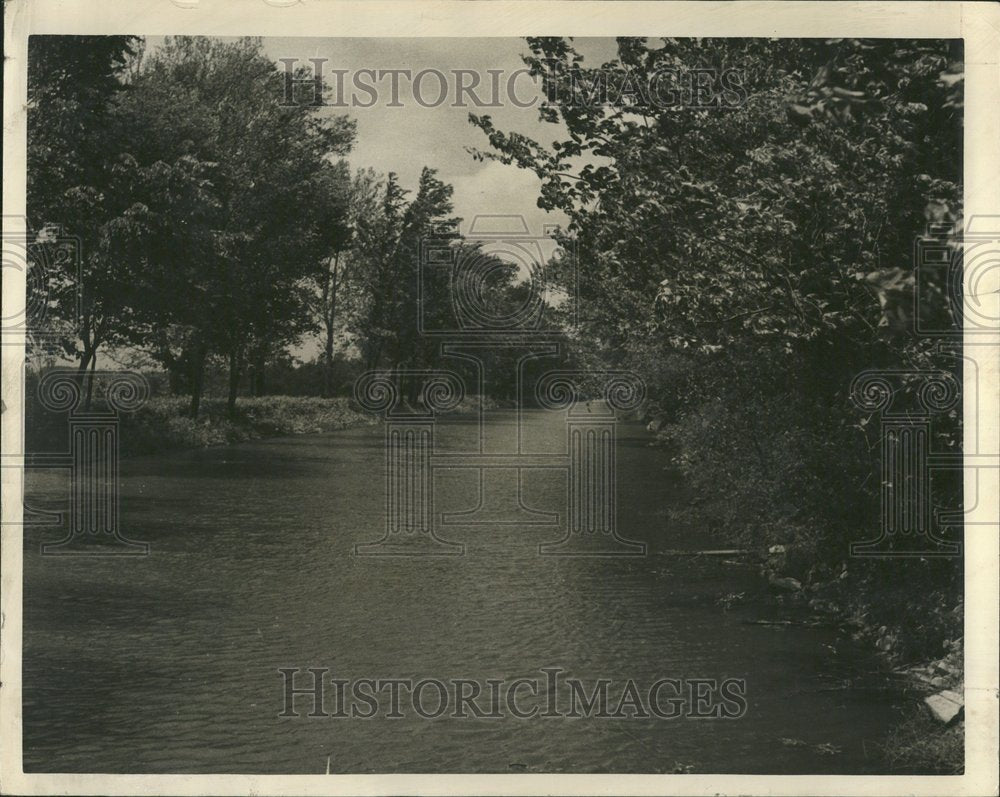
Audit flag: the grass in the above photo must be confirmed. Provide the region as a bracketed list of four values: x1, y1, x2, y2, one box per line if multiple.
[26, 391, 512, 458]
[107, 395, 377, 456]
[880, 706, 964, 774]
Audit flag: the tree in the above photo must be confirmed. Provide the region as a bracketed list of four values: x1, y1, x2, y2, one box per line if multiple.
[309, 167, 375, 397]
[27, 35, 141, 404]
[471, 38, 961, 362]
[349, 171, 410, 372]
[347, 167, 460, 402]
[111, 37, 356, 415]
[470, 37, 963, 557]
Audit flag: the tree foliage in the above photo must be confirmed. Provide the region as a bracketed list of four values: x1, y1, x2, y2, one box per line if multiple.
[472, 38, 963, 582]
[29, 36, 358, 415]
[472, 38, 962, 357]
[27, 35, 143, 385]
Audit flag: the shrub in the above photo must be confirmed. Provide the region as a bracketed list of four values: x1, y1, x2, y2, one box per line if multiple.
[116, 396, 377, 455]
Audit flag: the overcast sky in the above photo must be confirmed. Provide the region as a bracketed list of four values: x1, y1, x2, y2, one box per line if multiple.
[259, 37, 619, 235]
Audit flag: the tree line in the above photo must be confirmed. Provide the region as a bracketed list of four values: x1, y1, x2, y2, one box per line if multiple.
[27, 36, 536, 415]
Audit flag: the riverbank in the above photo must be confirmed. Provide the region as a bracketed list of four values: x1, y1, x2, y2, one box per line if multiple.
[25, 395, 378, 458]
[123, 394, 504, 455]
[639, 412, 965, 774]
[26, 392, 512, 458]
[756, 545, 964, 773]
[119, 396, 379, 456]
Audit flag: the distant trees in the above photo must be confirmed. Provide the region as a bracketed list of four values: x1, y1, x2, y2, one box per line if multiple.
[309, 164, 362, 398]
[346, 167, 461, 391]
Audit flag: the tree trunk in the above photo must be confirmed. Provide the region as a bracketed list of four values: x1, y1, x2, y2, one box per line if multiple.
[252, 351, 266, 397]
[189, 342, 207, 418]
[323, 334, 335, 398]
[166, 347, 187, 395]
[77, 348, 93, 377]
[77, 343, 95, 410]
[226, 349, 241, 417]
[84, 355, 98, 411]
[77, 350, 92, 375]
[321, 253, 340, 399]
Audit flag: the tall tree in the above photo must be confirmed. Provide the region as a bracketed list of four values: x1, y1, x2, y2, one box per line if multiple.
[113, 37, 356, 415]
[471, 37, 963, 552]
[471, 37, 961, 364]
[348, 168, 460, 402]
[349, 172, 410, 372]
[27, 35, 141, 403]
[309, 166, 373, 397]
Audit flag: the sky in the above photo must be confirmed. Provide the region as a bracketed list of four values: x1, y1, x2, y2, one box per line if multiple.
[259, 37, 620, 236]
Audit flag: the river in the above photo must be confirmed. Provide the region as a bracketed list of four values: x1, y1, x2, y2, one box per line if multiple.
[22, 409, 903, 773]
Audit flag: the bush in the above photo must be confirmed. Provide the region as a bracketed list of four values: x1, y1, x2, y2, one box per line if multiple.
[119, 396, 377, 455]
[645, 341, 962, 662]
[25, 391, 377, 458]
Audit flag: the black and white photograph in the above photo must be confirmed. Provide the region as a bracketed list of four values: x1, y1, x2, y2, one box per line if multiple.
[1, 2, 998, 795]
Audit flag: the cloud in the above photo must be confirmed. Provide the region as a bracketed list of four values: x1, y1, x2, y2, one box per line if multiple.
[450, 160, 567, 237]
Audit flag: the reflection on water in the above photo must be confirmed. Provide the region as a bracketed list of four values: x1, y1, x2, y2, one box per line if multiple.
[23, 411, 901, 773]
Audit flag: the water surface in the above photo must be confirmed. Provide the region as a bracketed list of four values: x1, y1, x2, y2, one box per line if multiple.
[23, 410, 902, 773]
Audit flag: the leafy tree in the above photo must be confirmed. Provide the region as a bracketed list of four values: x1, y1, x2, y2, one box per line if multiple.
[472, 38, 961, 361]
[348, 168, 460, 396]
[309, 166, 376, 397]
[110, 36, 356, 415]
[471, 37, 963, 568]
[27, 35, 141, 403]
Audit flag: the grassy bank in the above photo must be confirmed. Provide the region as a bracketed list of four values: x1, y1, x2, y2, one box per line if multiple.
[882, 705, 964, 774]
[25, 392, 513, 458]
[122, 396, 379, 455]
[639, 402, 964, 775]
[25, 395, 378, 458]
